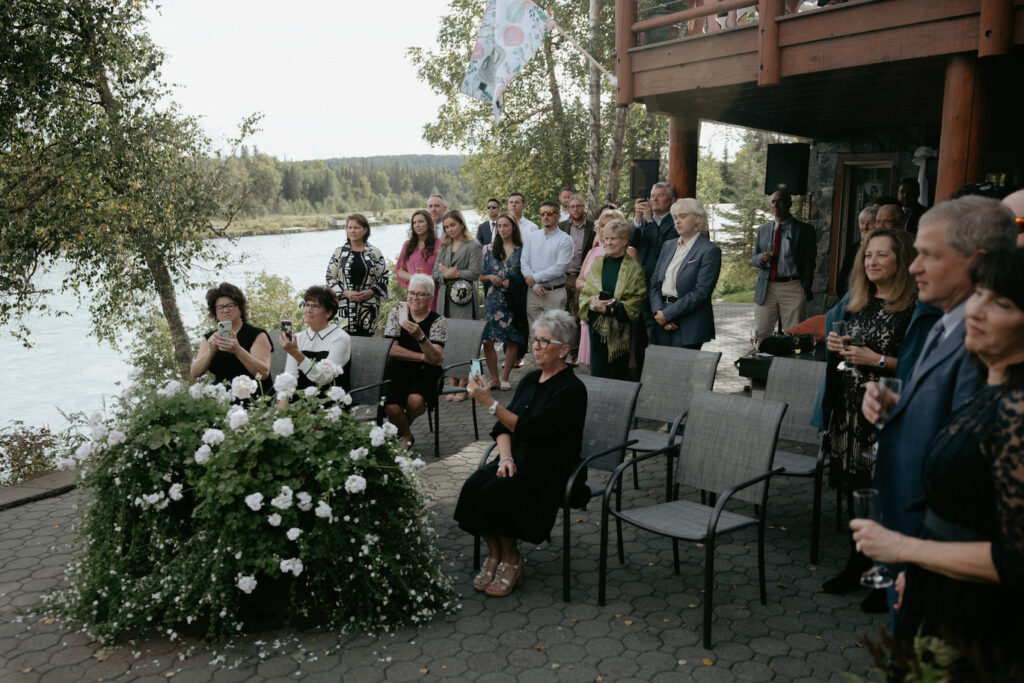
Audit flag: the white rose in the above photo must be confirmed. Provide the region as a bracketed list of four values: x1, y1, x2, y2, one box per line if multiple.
[349, 447, 368, 462]
[236, 575, 257, 594]
[411, 457, 426, 472]
[267, 513, 282, 527]
[318, 360, 342, 381]
[369, 426, 385, 447]
[189, 383, 205, 400]
[314, 500, 333, 520]
[286, 527, 302, 541]
[273, 372, 298, 396]
[344, 474, 367, 494]
[271, 485, 293, 510]
[194, 445, 212, 465]
[201, 428, 225, 446]
[168, 483, 184, 501]
[296, 492, 313, 512]
[395, 456, 413, 475]
[382, 421, 398, 437]
[106, 430, 126, 446]
[74, 442, 92, 462]
[326, 386, 347, 402]
[231, 375, 259, 400]
[157, 380, 182, 397]
[228, 409, 249, 430]
[325, 406, 343, 422]
[279, 558, 303, 576]
[56, 458, 76, 472]
[244, 492, 264, 511]
[303, 386, 318, 397]
[206, 383, 231, 403]
[272, 418, 294, 438]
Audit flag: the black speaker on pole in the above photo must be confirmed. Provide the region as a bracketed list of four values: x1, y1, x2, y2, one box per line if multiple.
[764, 143, 810, 195]
[629, 159, 660, 200]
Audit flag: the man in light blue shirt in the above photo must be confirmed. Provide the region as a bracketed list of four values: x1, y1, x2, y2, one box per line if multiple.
[521, 199, 574, 333]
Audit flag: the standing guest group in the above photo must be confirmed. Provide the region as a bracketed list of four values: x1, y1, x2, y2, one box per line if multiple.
[188, 183, 1024, 669]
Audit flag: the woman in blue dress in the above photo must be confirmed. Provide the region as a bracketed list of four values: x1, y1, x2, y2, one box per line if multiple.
[480, 213, 526, 390]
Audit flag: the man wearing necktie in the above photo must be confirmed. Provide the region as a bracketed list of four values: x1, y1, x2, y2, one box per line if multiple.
[860, 196, 1017, 627]
[477, 198, 501, 298]
[751, 189, 817, 344]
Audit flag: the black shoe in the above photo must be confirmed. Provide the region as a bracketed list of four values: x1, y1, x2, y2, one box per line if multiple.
[860, 588, 888, 613]
[822, 555, 871, 594]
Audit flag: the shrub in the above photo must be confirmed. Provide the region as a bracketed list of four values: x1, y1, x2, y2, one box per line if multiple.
[0, 422, 66, 486]
[47, 374, 456, 644]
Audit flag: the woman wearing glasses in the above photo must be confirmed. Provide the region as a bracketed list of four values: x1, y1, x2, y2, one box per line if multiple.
[190, 282, 273, 390]
[327, 213, 390, 337]
[456, 310, 587, 596]
[279, 285, 352, 397]
[382, 274, 447, 448]
[579, 217, 647, 380]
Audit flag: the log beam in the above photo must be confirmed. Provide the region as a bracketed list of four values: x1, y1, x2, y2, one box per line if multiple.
[758, 0, 785, 86]
[669, 115, 699, 199]
[935, 54, 986, 201]
[615, 0, 635, 105]
[978, 0, 1013, 57]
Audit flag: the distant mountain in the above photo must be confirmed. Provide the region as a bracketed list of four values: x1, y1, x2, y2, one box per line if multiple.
[320, 155, 466, 173]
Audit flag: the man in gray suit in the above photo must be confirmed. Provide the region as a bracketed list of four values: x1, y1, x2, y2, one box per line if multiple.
[750, 189, 816, 343]
[861, 195, 1017, 622]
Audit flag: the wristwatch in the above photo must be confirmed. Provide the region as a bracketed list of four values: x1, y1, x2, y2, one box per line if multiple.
[417, 335, 427, 343]
[877, 355, 886, 369]
[488, 400, 499, 415]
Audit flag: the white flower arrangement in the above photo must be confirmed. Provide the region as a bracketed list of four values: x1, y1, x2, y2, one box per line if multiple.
[227, 407, 249, 430]
[107, 430, 127, 446]
[272, 372, 298, 396]
[296, 492, 313, 512]
[235, 575, 257, 594]
[272, 418, 294, 438]
[327, 385, 352, 405]
[344, 474, 367, 494]
[231, 375, 259, 400]
[201, 428, 225, 446]
[244, 492, 264, 511]
[194, 445, 212, 465]
[267, 513, 282, 527]
[349, 447, 368, 462]
[286, 527, 302, 541]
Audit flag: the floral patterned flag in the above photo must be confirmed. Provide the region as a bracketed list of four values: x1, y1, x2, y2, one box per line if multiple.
[461, 0, 553, 123]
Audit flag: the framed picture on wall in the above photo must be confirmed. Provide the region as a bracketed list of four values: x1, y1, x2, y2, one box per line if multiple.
[829, 153, 899, 296]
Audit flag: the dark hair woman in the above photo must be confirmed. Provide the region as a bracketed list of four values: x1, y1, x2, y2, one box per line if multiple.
[326, 212, 390, 337]
[853, 248, 1024, 669]
[190, 282, 273, 388]
[395, 209, 439, 311]
[810, 228, 939, 606]
[279, 285, 352, 396]
[480, 213, 526, 391]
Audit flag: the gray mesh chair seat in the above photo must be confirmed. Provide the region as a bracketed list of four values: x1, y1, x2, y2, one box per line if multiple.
[761, 357, 828, 562]
[599, 391, 787, 649]
[429, 319, 486, 457]
[472, 373, 640, 602]
[627, 346, 721, 487]
[347, 337, 393, 423]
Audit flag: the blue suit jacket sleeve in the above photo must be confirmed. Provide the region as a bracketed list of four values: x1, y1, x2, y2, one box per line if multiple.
[661, 240, 722, 322]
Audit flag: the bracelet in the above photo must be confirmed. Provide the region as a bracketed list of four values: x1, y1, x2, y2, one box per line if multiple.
[417, 335, 427, 343]
[498, 457, 514, 465]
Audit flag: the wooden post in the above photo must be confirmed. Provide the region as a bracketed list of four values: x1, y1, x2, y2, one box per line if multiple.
[978, 0, 1013, 58]
[615, 0, 634, 105]
[669, 115, 699, 199]
[758, 0, 785, 86]
[935, 55, 985, 202]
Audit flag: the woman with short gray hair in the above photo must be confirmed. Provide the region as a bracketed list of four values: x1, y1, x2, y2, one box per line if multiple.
[456, 308, 586, 597]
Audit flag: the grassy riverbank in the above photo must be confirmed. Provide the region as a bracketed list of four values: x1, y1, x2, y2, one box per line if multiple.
[211, 207, 464, 239]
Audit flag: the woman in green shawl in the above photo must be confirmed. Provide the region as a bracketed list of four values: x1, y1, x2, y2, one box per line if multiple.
[579, 218, 647, 380]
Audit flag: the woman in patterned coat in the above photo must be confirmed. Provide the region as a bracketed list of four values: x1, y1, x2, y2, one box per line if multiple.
[326, 213, 390, 336]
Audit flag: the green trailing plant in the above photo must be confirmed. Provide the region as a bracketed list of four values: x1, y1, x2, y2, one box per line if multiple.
[46, 374, 456, 644]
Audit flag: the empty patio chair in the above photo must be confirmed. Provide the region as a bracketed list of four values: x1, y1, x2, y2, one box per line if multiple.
[430, 318, 486, 457]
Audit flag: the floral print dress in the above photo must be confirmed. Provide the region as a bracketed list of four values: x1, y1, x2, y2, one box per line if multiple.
[482, 244, 525, 344]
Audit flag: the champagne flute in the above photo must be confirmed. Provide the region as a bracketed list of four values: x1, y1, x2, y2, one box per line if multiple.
[853, 489, 895, 589]
[831, 321, 848, 370]
[876, 377, 902, 426]
[846, 326, 865, 379]
[749, 328, 758, 353]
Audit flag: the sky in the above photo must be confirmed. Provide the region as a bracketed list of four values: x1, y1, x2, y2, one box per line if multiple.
[144, 0, 461, 160]
[144, 0, 739, 161]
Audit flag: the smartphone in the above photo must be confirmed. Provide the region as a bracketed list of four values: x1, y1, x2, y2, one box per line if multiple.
[217, 320, 232, 339]
[470, 358, 482, 381]
[280, 320, 293, 340]
[397, 302, 409, 321]
[599, 290, 614, 301]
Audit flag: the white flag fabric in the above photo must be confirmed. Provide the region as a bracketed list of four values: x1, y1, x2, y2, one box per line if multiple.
[461, 0, 552, 123]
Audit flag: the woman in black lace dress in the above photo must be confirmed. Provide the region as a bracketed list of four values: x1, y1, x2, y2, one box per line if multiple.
[812, 229, 921, 603]
[854, 248, 1024, 667]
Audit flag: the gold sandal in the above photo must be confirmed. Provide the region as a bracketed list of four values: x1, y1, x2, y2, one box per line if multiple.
[485, 556, 526, 597]
[473, 557, 499, 592]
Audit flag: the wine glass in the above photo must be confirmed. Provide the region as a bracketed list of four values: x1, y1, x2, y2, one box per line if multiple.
[853, 489, 895, 589]
[749, 328, 758, 354]
[831, 321, 848, 370]
[846, 326, 865, 379]
[876, 377, 903, 426]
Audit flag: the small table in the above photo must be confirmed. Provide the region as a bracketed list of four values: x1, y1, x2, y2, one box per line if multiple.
[735, 346, 826, 383]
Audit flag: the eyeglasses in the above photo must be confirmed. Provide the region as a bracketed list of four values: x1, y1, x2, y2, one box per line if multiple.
[538, 210, 557, 217]
[408, 291, 431, 299]
[529, 336, 565, 349]
[487, 205, 500, 210]
[215, 303, 238, 312]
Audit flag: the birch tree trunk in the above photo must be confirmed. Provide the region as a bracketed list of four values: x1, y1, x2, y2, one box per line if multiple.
[542, 36, 573, 186]
[606, 104, 629, 204]
[585, 0, 602, 217]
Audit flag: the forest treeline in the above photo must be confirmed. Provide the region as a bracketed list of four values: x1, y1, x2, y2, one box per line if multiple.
[226, 150, 474, 216]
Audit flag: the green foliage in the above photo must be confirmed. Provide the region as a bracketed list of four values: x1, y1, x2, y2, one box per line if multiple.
[47, 379, 456, 644]
[0, 422, 73, 486]
[239, 271, 302, 333]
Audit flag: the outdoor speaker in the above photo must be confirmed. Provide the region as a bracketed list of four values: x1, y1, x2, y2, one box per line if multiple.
[764, 143, 810, 195]
[630, 159, 660, 199]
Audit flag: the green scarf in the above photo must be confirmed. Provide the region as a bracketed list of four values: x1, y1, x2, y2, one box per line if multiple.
[579, 255, 646, 360]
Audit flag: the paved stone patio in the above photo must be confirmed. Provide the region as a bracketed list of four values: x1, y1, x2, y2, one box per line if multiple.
[0, 304, 887, 681]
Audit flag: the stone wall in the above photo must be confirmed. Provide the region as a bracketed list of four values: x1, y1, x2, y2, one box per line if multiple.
[804, 124, 936, 316]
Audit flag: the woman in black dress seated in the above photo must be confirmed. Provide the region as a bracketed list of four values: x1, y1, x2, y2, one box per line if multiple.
[190, 282, 272, 390]
[456, 310, 587, 597]
[279, 285, 352, 396]
[853, 248, 1024, 665]
[383, 274, 447, 448]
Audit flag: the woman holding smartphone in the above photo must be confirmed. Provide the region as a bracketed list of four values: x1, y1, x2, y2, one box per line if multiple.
[190, 282, 272, 392]
[579, 218, 646, 380]
[383, 274, 447, 448]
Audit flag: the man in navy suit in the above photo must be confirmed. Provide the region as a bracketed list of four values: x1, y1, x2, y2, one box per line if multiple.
[476, 198, 501, 248]
[750, 189, 816, 343]
[861, 195, 1017, 622]
[649, 199, 722, 349]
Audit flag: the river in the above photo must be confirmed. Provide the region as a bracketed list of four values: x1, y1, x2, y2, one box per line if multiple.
[1, 212, 479, 429]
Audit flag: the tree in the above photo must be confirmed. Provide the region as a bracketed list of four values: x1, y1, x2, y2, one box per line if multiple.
[1, 0, 253, 372]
